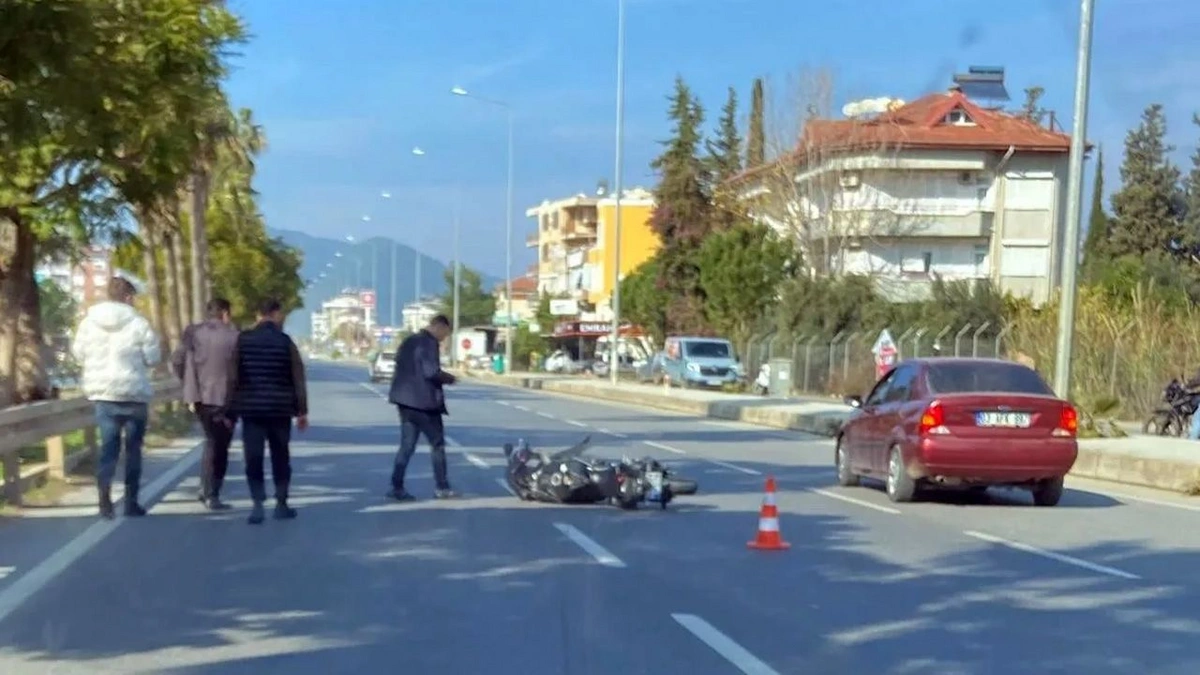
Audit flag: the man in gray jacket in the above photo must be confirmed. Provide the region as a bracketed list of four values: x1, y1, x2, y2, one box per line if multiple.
[172, 298, 239, 510]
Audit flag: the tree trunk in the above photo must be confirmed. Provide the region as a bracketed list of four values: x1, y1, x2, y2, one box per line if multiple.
[139, 212, 169, 356]
[189, 169, 210, 324]
[171, 194, 194, 327]
[0, 209, 45, 406]
[162, 228, 185, 347]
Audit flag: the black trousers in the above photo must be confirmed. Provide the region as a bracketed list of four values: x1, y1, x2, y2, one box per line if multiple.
[196, 404, 234, 499]
[242, 416, 293, 503]
[391, 407, 450, 491]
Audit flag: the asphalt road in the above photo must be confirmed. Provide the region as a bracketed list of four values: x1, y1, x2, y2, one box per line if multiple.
[3, 360, 1200, 673]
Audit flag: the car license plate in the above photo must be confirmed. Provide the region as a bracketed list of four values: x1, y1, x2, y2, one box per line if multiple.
[706, 378, 723, 387]
[975, 411, 1032, 428]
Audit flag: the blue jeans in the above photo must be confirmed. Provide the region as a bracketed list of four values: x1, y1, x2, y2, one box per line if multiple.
[95, 401, 148, 494]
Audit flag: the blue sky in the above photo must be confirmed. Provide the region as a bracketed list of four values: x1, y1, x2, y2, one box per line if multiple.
[224, 0, 1200, 281]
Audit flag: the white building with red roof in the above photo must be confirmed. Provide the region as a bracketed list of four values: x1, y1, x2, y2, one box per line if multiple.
[733, 83, 1075, 305]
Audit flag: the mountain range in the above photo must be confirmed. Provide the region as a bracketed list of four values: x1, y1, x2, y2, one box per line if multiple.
[270, 227, 503, 337]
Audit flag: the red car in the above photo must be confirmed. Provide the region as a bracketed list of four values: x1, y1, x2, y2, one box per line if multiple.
[836, 357, 1078, 506]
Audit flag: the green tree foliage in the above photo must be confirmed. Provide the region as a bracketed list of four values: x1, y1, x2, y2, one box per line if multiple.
[439, 266, 496, 327]
[649, 77, 712, 246]
[38, 279, 78, 341]
[697, 223, 796, 347]
[1109, 104, 1184, 257]
[1081, 149, 1111, 282]
[1181, 114, 1200, 249]
[707, 87, 745, 230]
[648, 76, 715, 333]
[0, 0, 245, 404]
[746, 78, 766, 168]
[618, 257, 669, 342]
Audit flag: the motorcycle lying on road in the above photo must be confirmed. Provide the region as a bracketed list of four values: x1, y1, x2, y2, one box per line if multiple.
[1142, 378, 1198, 437]
[502, 435, 698, 509]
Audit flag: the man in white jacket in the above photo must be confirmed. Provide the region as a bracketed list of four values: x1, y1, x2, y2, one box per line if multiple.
[71, 277, 162, 519]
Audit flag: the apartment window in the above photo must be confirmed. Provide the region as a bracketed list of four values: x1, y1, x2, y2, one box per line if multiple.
[900, 251, 933, 274]
[973, 245, 988, 274]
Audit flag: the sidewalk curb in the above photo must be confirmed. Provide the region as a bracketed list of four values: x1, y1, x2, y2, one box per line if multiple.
[463, 371, 1200, 495]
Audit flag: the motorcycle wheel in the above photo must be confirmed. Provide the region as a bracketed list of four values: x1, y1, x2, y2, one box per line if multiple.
[667, 478, 698, 495]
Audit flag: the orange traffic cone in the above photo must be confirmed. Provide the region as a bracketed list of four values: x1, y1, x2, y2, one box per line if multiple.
[747, 476, 790, 551]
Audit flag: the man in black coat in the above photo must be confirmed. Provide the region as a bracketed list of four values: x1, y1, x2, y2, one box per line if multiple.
[224, 298, 309, 524]
[387, 314, 457, 500]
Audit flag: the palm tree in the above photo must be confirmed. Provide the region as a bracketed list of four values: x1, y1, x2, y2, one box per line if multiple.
[187, 98, 264, 323]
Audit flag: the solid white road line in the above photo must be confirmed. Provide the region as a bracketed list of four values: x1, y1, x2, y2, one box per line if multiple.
[597, 427, 628, 438]
[564, 419, 589, 428]
[671, 613, 780, 675]
[963, 530, 1141, 580]
[644, 440, 686, 455]
[810, 488, 902, 515]
[0, 439, 205, 625]
[536, 411, 556, 420]
[552, 523, 626, 568]
[709, 459, 761, 476]
[496, 478, 517, 497]
[445, 435, 461, 447]
[464, 453, 490, 469]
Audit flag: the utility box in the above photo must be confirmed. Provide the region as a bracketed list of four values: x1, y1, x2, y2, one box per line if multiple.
[768, 358, 792, 397]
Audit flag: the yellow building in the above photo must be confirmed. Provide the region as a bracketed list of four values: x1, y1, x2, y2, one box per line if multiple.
[524, 187, 657, 318]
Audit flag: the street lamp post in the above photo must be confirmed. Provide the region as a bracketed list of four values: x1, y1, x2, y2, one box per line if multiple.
[1051, 0, 1096, 399]
[452, 86, 515, 375]
[608, 0, 627, 385]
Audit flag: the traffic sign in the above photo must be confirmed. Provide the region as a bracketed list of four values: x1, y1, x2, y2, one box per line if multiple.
[461, 338, 472, 351]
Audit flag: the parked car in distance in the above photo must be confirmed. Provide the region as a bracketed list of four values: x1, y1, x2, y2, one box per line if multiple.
[368, 351, 396, 383]
[661, 336, 742, 389]
[836, 357, 1078, 506]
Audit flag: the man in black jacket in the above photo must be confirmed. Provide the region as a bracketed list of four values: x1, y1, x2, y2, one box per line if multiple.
[225, 298, 309, 524]
[387, 314, 457, 500]
[172, 297, 239, 511]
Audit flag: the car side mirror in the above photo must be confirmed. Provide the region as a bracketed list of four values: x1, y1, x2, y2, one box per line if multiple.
[844, 394, 863, 408]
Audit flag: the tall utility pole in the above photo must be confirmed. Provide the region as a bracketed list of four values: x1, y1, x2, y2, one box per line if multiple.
[1051, 0, 1096, 399]
[450, 87, 515, 374]
[608, 0, 627, 385]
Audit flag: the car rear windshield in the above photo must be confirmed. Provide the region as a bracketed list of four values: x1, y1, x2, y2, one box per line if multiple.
[685, 341, 732, 358]
[927, 362, 1054, 395]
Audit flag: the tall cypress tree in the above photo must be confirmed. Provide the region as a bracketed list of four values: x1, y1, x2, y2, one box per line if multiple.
[1080, 149, 1110, 279]
[706, 86, 743, 184]
[746, 78, 766, 167]
[648, 76, 712, 333]
[1109, 104, 1184, 258]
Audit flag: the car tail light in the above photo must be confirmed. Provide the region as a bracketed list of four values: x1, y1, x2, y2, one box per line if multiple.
[918, 401, 948, 436]
[1054, 404, 1078, 437]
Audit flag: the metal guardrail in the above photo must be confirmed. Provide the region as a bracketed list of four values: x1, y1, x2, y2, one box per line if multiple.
[0, 380, 183, 507]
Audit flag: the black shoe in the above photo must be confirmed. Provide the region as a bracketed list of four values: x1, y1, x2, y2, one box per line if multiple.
[99, 489, 115, 520]
[206, 497, 232, 511]
[124, 502, 147, 517]
[386, 489, 417, 502]
[248, 502, 265, 525]
[434, 488, 459, 500]
[273, 502, 297, 520]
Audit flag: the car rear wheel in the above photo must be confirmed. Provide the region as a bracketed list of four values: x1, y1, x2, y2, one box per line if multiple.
[1031, 477, 1064, 507]
[885, 446, 916, 503]
[835, 438, 859, 487]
